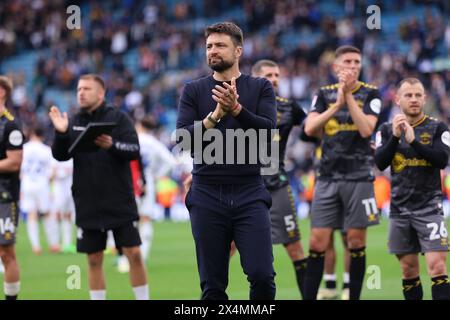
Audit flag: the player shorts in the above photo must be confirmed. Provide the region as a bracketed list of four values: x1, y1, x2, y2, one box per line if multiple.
[269, 184, 300, 244]
[0, 202, 19, 246]
[76, 221, 141, 254]
[311, 180, 379, 231]
[388, 213, 450, 254]
[20, 183, 51, 213]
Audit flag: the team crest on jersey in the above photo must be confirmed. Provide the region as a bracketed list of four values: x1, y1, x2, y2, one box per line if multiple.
[419, 132, 432, 145]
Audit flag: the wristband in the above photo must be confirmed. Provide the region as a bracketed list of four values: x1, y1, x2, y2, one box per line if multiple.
[207, 112, 220, 125]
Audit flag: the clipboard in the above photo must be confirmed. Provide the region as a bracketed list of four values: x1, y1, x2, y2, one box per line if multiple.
[68, 122, 117, 154]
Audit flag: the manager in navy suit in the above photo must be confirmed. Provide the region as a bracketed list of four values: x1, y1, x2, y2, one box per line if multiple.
[176, 22, 277, 300]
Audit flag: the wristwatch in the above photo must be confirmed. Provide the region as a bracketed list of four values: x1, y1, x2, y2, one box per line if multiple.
[207, 112, 221, 125]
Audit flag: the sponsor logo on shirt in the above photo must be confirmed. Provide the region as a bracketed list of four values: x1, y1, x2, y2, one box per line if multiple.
[324, 118, 358, 136]
[392, 152, 432, 173]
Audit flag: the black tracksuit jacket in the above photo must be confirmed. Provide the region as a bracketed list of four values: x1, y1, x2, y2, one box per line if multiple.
[52, 102, 140, 230]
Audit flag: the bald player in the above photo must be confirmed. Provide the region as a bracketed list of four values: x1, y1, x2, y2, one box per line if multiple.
[375, 78, 450, 300]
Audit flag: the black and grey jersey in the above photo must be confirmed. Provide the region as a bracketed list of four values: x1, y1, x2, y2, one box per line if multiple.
[310, 82, 381, 181]
[263, 96, 306, 190]
[0, 109, 24, 202]
[375, 116, 450, 217]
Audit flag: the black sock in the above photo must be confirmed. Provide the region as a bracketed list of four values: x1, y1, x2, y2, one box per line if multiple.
[303, 250, 325, 300]
[293, 258, 307, 299]
[5, 295, 17, 300]
[325, 278, 337, 289]
[402, 277, 423, 300]
[349, 247, 366, 300]
[431, 275, 450, 300]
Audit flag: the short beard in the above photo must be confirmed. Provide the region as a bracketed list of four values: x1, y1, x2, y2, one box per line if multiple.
[405, 109, 422, 117]
[208, 58, 234, 72]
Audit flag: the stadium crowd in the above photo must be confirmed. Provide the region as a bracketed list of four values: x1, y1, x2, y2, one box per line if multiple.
[0, 0, 449, 219]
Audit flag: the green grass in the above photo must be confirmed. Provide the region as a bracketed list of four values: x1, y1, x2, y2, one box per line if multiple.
[2, 217, 448, 299]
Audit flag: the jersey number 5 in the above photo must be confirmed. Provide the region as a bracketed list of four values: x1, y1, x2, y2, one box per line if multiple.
[284, 215, 296, 232]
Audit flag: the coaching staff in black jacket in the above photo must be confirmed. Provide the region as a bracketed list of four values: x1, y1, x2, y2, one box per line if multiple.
[49, 74, 149, 300]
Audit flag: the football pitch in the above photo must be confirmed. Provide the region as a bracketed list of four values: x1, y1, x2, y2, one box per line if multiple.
[3, 217, 449, 300]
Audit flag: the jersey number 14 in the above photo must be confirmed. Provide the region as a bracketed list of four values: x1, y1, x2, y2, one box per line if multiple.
[0, 217, 14, 235]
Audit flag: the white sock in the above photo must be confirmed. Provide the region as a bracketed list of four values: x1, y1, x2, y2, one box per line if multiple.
[324, 273, 336, 281]
[44, 216, 59, 247]
[139, 221, 153, 261]
[89, 290, 106, 300]
[133, 284, 149, 300]
[343, 272, 350, 284]
[26, 218, 40, 250]
[106, 231, 115, 249]
[62, 220, 73, 247]
[4, 281, 20, 296]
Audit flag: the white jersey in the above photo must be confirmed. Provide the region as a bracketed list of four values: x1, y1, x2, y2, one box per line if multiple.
[139, 132, 176, 184]
[51, 159, 75, 215]
[137, 132, 176, 216]
[21, 140, 53, 188]
[52, 158, 73, 183]
[20, 140, 53, 213]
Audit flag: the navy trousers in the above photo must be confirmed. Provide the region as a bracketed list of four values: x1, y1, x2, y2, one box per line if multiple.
[185, 180, 276, 300]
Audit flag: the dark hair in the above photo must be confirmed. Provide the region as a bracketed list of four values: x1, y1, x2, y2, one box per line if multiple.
[78, 74, 106, 90]
[30, 125, 45, 138]
[335, 45, 361, 59]
[397, 77, 423, 91]
[140, 115, 157, 130]
[0, 76, 13, 100]
[205, 22, 243, 47]
[251, 59, 279, 76]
